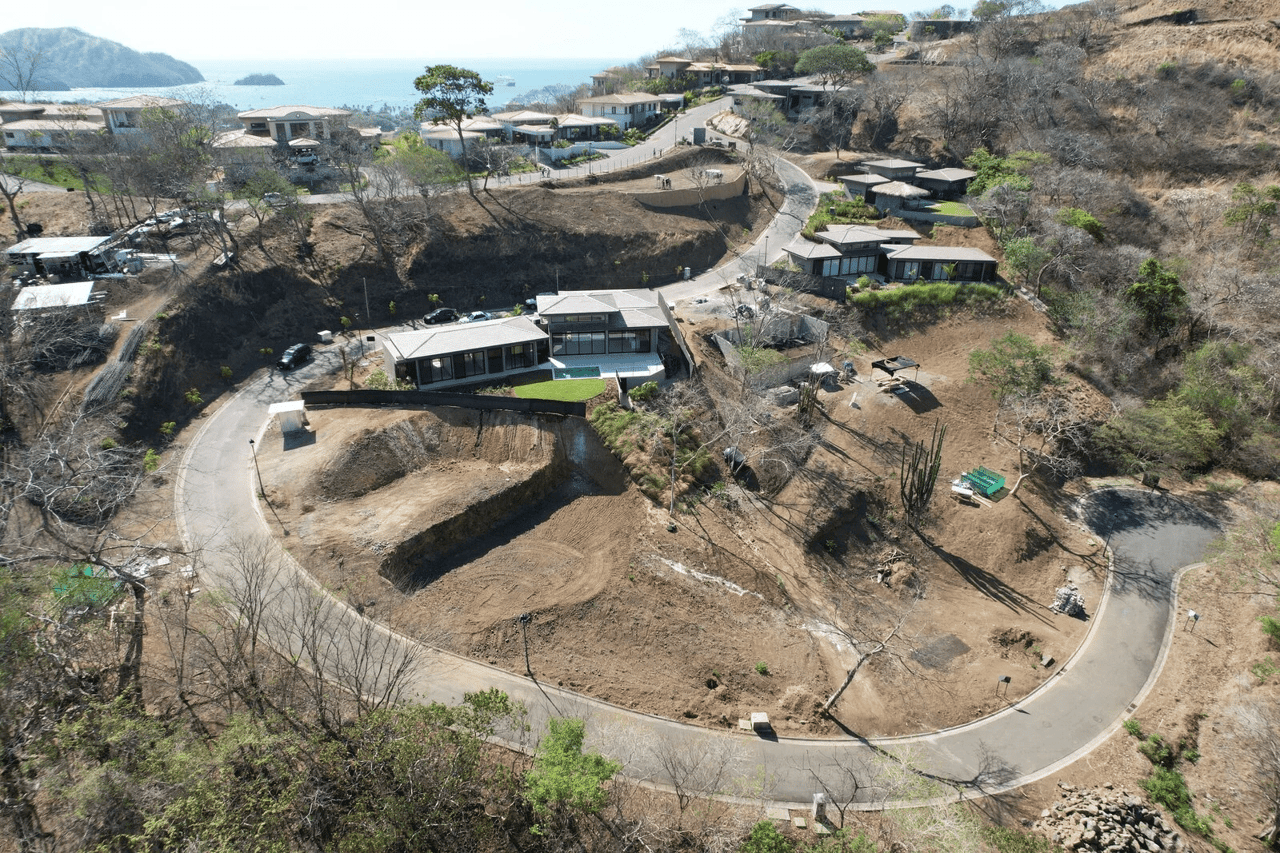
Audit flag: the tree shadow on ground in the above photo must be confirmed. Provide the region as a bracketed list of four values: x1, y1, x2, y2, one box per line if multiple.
[917, 532, 1053, 625]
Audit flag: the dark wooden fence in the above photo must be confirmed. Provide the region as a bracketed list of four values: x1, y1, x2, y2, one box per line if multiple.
[299, 389, 585, 417]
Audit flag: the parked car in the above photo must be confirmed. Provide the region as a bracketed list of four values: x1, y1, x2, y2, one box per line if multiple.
[276, 343, 312, 370]
[262, 192, 283, 205]
[461, 311, 491, 323]
[423, 308, 459, 325]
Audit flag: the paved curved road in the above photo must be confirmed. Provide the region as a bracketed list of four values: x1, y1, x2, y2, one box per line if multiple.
[173, 103, 1223, 805]
[176, 361, 1221, 809]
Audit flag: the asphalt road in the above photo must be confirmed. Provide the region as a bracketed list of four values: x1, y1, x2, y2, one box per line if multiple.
[172, 102, 1223, 806]
[176, 355, 1221, 808]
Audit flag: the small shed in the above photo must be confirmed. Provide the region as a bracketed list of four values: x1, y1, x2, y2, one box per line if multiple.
[268, 400, 310, 434]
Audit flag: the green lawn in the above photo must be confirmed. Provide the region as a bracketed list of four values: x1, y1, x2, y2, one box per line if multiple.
[929, 200, 975, 217]
[2, 155, 105, 192]
[513, 378, 606, 402]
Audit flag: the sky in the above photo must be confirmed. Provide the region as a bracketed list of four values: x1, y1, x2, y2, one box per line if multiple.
[3, 0, 954, 62]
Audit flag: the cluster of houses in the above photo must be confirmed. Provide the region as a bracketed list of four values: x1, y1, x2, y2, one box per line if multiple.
[780, 156, 995, 282]
[1, 98, 382, 168]
[378, 289, 689, 392]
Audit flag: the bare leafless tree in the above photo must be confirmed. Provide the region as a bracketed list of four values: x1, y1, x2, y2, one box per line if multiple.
[0, 42, 46, 103]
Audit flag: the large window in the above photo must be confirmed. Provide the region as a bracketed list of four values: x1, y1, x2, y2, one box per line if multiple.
[452, 350, 486, 379]
[608, 329, 652, 354]
[426, 357, 453, 384]
[552, 331, 607, 356]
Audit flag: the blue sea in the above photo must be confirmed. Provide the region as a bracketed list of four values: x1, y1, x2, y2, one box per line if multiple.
[3, 56, 627, 115]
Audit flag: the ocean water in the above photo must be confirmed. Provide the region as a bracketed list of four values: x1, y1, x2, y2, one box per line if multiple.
[4, 56, 626, 115]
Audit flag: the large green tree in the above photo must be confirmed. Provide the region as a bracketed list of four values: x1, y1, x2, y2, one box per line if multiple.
[1126, 258, 1186, 338]
[794, 43, 874, 88]
[524, 717, 620, 819]
[412, 64, 493, 196]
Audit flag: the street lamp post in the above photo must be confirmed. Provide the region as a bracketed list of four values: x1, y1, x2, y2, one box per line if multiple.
[248, 438, 264, 498]
[518, 612, 532, 675]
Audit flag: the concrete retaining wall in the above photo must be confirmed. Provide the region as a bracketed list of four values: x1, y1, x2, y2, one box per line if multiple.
[300, 389, 584, 417]
[631, 171, 747, 208]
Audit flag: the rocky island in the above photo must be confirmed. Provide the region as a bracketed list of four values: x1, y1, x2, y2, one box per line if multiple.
[234, 73, 285, 86]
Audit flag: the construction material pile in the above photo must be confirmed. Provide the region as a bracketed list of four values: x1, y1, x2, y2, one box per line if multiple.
[1032, 782, 1184, 852]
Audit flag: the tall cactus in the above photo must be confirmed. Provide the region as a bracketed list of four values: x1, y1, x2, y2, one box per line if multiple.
[900, 420, 947, 527]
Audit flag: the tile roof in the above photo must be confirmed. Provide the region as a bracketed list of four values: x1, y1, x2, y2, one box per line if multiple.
[212, 130, 276, 148]
[96, 96, 186, 109]
[491, 109, 555, 123]
[237, 105, 352, 119]
[577, 93, 660, 105]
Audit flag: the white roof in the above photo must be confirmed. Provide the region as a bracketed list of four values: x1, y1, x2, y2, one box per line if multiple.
[818, 224, 919, 245]
[536, 289, 668, 328]
[12, 281, 96, 311]
[863, 158, 924, 171]
[577, 93, 660, 106]
[885, 245, 997, 262]
[212, 129, 276, 148]
[874, 181, 931, 198]
[238, 105, 351, 119]
[491, 109, 555, 123]
[7, 236, 112, 256]
[915, 168, 976, 182]
[382, 316, 545, 362]
[97, 95, 186, 109]
[782, 239, 842, 260]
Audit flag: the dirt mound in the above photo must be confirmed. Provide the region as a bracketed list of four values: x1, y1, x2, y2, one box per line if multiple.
[312, 408, 558, 502]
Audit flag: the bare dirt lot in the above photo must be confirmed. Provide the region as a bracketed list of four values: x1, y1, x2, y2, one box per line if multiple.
[254, 296, 1109, 739]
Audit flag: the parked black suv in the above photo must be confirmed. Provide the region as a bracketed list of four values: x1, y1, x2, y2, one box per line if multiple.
[276, 343, 312, 370]
[423, 307, 459, 325]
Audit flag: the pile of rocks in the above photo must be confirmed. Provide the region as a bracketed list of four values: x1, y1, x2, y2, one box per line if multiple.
[1032, 783, 1184, 852]
[1050, 585, 1087, 617]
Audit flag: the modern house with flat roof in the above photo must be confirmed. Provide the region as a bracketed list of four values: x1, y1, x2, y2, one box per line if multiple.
[781, 226, 996, 282]
[536, 289, 675, 382]
[381, 316, 548, 390]
[379, 289, 683, 389]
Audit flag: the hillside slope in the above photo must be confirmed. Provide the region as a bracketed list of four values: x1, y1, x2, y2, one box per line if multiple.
[0, 27, 203, 90]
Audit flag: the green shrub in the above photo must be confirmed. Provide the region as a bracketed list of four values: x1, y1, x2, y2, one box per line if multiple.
[803, 191, 879, 237]
[158, 422, 176, 439]
[1122, 718, 1144, 738]
[1056, 207, 1106, 240]
[754, 661, 770, 675]
[219, 365, 233, 383]
[184, 387, 203, 407]
[629, 381, 660, 403]
[99, 437, 118, 450]
[1138, 734, 1176, 768]
[143, 449, 160, 473]
[365, 369, 413, 391]
[740, 820, 793, 853]
[851, 282, 1005, 318]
